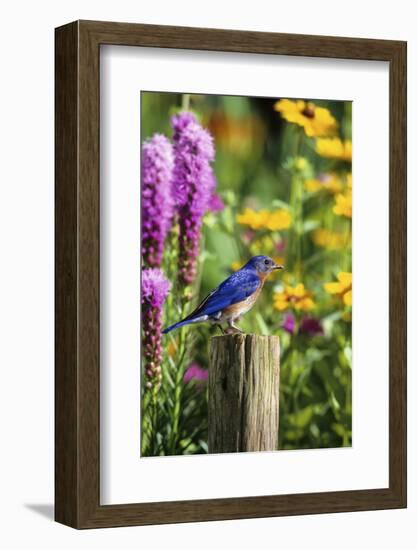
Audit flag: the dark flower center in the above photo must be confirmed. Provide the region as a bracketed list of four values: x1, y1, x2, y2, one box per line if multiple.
[302, 104, 315, 118]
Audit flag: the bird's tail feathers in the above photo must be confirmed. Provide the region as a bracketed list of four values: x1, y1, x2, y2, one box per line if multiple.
[162, 315, 207, 334]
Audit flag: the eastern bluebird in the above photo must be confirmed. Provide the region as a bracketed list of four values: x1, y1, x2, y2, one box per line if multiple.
[163, 255, 284, 334]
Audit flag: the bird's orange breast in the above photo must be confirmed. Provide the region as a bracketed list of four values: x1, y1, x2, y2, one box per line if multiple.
[223, 280, 264, 319]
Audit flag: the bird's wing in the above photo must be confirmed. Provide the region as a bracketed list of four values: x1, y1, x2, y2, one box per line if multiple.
[186, 269, 260, 320]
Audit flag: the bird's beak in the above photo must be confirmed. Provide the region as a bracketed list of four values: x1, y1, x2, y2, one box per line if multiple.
[272, 263, 284, 270]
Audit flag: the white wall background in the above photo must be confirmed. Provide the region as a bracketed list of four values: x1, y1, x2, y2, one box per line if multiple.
[0, 1, 414, 548]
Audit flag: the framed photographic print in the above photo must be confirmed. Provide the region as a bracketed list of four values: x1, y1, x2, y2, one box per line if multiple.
[55, 20, 407, 528]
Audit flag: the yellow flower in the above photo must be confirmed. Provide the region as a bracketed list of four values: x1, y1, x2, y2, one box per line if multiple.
[274, 99, 338, 137]
[312, 229, 351, 250]
[346, 173, 352, 189]
[333, 189, 352, 218]
[315, 138, 352, 161]
[273, 283, 315, 311]
[237, 208, 292, 231]
[267, 210, 292, 230]
[167, 338, 178, 357]
[251, 234, 275, 252]
[304, 173, 343, 194]
[324, 272, 352, 307]
[294, 157, 308, 171]
[231, 261, 243, 271]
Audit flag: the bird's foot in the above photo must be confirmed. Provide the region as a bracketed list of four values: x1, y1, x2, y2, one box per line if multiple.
[225, 326, 243, 335]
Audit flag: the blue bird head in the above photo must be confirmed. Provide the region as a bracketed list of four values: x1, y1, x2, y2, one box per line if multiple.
[244, 255, 284, 275]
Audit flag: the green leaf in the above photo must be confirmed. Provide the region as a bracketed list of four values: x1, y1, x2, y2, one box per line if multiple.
[303, 219, 320, 233]
[331, 423, 346, 438]
[330, 392, 341, 413]
[255, 312, 270, 336]
[271, 198, 290, 209]
[287, 405, 314, 428]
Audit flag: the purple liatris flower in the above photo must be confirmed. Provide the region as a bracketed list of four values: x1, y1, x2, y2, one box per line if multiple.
[299, 316, 324, 336]
[281, 312, 296, 334]
[171, 111, 216, 285]
[141, 134, 174, 267]
[184, 362, 209, 384]
[141, 268, 171, 391]
[208, 192, 225, 213]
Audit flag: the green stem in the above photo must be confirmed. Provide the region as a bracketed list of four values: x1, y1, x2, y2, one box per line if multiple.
[141, 389, 154, 456]
[288, 130, 304, 280]
[296, 176, 303, 280]
[168, 315, 187, 455]
[182, 93, 191, 111]
[150, 389, 159, 455]
[288, 174, 303, 279]
[168, 236, 206, 455]
[170, 366, 183, 453]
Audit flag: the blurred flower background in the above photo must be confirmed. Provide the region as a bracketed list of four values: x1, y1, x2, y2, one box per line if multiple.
[141, 92, 352, 456]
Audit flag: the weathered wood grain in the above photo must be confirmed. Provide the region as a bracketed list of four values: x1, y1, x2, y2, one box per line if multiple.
[209, 334, 280, 453]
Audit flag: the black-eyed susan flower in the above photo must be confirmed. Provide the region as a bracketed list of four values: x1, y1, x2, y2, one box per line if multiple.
[315, 137, 352, 161]
[324, 272, 352, 307]
[273, 283, 315, 311]
[236, 208, 292, 231]
[312, 229, 351, 250]
[333, 189, 352, 218]
[274, 99, 338, 137]
[304, 173, 343, 194]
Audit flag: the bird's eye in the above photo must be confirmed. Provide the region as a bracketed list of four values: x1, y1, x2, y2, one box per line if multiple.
[264, 259, 270, 265]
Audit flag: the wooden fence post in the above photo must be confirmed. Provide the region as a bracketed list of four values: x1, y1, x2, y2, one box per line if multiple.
[208, 333, 280, 453]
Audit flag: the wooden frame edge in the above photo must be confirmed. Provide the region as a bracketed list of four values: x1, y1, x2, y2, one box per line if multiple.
[55, 20, 80, 528]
